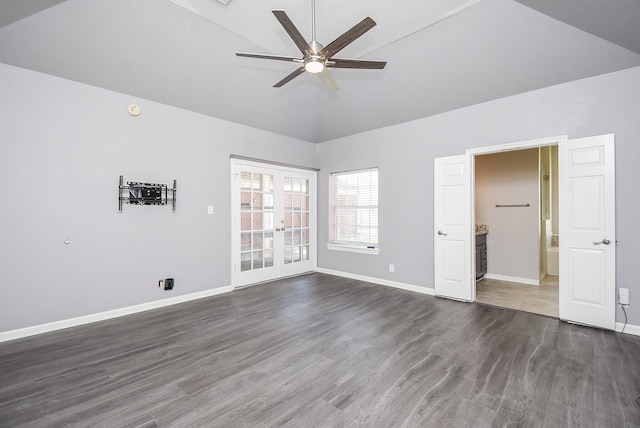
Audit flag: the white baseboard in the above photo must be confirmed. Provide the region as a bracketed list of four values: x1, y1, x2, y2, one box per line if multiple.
[0, 285, 233, 343]
[616, 321, 640, 336]
[4, 275, 637, 342]
[317, 269, 640, 337]
[315, 268, 435, 296]
[484, 273, 539, 286]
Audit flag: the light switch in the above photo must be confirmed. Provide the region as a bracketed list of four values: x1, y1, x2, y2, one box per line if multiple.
[207, 206, 213, 214]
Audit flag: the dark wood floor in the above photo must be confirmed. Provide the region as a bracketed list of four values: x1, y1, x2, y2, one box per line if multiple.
[1, 273, 639, 427]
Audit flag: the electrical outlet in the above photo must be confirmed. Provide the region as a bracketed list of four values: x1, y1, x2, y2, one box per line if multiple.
[619, 288, 630, 306]
[389, 264, 395, 273]
[158, 278, 175, 290]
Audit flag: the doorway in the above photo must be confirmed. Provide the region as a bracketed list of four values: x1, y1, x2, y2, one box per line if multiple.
[231, 159, 317, 288]
[473, 146, 559, 317]
[434, 134, 616, 330]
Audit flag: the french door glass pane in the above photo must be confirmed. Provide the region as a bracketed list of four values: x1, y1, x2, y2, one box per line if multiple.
[264, 250, 274, 268]
[263, 212, 273, 230]
[252, 211, 263, 230]
[252, 174, 262, 190]
[241, 191, 251, 210]
[264, 232, 274, 249]
[241, 252, 251, 272]
[253, 232, 263, 250]
[253, 251, 263, 269]
[241, 232, 251, 251]
[240, 212, 251, 231]
[282, 176, 310, 266]
[240, 172, 252, 189]
[264, 193, 274, 209]
[240, 172, 274, 273]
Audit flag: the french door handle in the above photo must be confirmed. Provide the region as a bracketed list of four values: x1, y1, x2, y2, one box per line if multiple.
[438, 230, 447, 236]
[593, 238, 611, 245]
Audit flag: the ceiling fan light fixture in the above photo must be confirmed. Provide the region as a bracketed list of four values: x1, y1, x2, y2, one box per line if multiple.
[304, 57, 325, 74]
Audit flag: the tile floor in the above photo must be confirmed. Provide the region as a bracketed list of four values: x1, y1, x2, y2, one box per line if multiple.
[475, 275, 559, 317]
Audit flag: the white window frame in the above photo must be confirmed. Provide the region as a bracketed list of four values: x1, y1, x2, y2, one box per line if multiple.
[327, 167, 379, 255]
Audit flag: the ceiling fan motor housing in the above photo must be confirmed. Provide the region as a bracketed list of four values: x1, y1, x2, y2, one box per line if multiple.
[235, 2, 386, 90]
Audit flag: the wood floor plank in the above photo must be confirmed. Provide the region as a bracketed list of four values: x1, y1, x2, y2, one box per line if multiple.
[1, 273, 639, 427]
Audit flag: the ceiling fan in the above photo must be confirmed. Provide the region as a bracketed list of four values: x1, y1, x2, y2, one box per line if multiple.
[235, 0, 387, 92]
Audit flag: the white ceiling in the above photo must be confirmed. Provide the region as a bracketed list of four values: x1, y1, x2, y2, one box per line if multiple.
[167, 0, 485, 59]
[0, 0, 639, 143]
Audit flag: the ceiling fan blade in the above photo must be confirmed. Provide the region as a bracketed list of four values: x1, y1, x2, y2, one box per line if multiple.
[328, 58, 386, 69]
[274, 67, 306, 88]
[317, 69, 339, 92]
[319, 17, 376, 59]
[236, 52, 301, 63]
[272, 10, 312, 55]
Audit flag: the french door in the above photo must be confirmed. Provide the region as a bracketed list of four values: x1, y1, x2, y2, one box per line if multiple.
[231, 160, 317, 288]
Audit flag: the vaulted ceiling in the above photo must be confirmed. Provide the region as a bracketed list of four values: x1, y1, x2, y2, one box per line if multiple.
[1, 0, 639, 142]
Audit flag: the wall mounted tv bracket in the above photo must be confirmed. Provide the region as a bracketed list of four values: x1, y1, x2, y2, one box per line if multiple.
[118, 175, 176, 211]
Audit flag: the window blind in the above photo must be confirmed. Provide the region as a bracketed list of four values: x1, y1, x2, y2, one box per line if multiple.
[330, 168, 378, 246]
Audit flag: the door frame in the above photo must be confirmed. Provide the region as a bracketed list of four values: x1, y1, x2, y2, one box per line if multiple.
[466, 135, 568, 304]
[230, 158, 318, 289]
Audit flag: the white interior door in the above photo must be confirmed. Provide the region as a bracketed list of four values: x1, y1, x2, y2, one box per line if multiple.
[232, 160, 316, 288]
[559, 134, 616, 330]
[434, 155, 473, 301]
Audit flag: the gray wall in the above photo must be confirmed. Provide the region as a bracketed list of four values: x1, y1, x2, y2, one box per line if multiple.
[2, 62, 640, 332]
[317, 66, 640, 325]
[475, 149, 540, 282]
[0, 63, 317, 332]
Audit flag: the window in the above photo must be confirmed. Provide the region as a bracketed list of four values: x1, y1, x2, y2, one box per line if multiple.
[329, 168, 378, 253]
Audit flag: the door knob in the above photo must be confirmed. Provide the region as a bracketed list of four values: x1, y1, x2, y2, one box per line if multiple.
[593, 238, 611, 245]
[438, 230, 447, 236]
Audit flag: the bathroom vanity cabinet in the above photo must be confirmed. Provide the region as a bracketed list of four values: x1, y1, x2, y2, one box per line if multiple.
[476, 233, 488, 280]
